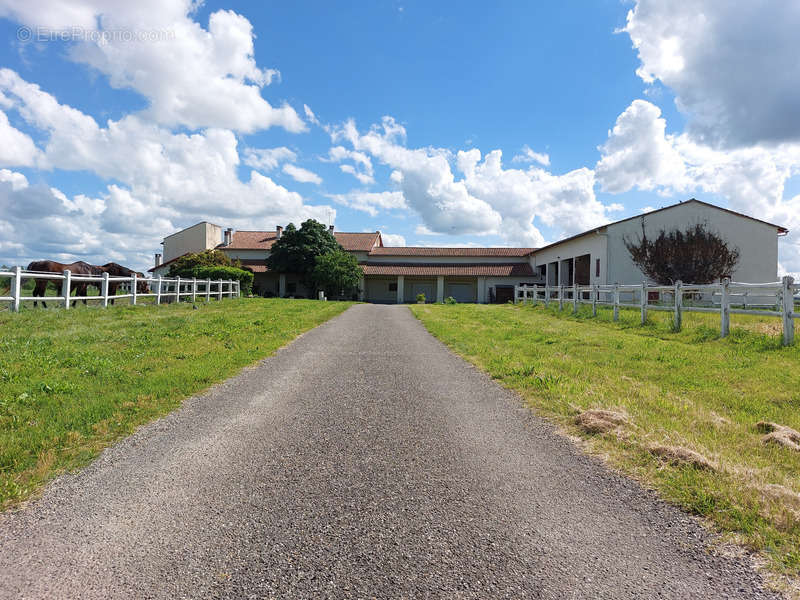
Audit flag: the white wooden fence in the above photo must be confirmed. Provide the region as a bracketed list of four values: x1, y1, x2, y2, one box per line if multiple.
[515, 276, 798, 346]
[0, 267, 240, 312]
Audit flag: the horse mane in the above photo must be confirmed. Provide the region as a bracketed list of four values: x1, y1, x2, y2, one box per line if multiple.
[101, 262, 137, 276]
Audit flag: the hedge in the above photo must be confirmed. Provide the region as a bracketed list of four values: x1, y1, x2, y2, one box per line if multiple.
[191, 265, 253, 296]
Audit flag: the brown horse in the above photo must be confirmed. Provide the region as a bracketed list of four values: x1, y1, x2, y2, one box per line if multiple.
[99, 262, 148, 304]
[26, 260, 104, 308]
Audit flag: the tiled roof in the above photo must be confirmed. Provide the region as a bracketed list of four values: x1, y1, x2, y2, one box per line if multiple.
[334, 232, 382, 252]
[368, 246, 535, 257]
[223, 231, 278, 250]
[220, 231, 381, 252]
[361, 262, 534, 277]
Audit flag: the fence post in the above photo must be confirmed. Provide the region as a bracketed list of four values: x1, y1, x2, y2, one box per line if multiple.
[782, 275, 795, 346]
[558, 284, 564, 311]
[640, 281, 647, 324]
[11, 265, 22, 312]
[218, 280, 223, 301]
[532, 284, 537, 306]
[62, 269, 71, 310]
[613, 282, 619, 322]
[156, 275, 162, 305]
[191, 277, 197, 303]
[674, 281, 682, 331]
[544, 285, 550, 307]
[101, 272, 110, 308]
[205, 278, 211, 302]
[131, 273, 137, 305]
[514, 285, 519, 304]
[720, 278, 730, 338]
[175, 276, 181, 304]
[572, 282, 578, 312]
[592, 283, 598, 317]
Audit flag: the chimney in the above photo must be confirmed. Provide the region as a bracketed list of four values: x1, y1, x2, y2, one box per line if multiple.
[276, 225, 283, 239]
[329, 224, 335, 233]
[154, 253, 162, 267]
[224, 228, 232, 246]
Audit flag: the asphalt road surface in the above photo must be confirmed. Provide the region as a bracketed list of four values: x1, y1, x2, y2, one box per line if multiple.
[0, 304, 779, 599]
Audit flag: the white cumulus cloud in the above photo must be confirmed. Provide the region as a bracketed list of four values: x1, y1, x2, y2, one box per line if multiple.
[0, 69, 333, 269]
[327, 191, 407, 217]
[282, 163, 322, 185]
[0, 0, 305, 133]
[243, 147, 297, 171]
[623, 0, 800, 147]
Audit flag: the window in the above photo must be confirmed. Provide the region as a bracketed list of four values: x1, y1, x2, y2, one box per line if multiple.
[389, 282, 398, 292]
[287, 282, 297, 294]
[595, 258, 600, 278]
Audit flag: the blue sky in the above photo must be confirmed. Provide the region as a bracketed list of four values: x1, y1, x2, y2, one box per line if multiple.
[0, 0, 798, 273]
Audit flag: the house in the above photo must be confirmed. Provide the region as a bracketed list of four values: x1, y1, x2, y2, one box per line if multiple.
[149, 199, 788, 303]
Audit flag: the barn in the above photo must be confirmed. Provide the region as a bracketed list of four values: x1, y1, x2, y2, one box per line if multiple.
[149, 199, 788, 303]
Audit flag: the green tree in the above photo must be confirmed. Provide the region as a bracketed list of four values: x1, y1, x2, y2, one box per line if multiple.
[312, 250, 362, 299]
[167, 250, 236, 276]
[266, 220, 341, 289]
[624, 222, 740, 285]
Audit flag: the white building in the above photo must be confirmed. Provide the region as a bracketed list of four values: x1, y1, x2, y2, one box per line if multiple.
[149, 199, 788, 303]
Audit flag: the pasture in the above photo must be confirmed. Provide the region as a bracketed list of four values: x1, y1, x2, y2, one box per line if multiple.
[0, 298, 352, 510]
[411, 302, 800, 578]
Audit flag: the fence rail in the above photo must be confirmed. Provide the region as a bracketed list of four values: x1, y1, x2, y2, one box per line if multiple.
[0, 267, 240, 312]
[515, 276, 798, 346]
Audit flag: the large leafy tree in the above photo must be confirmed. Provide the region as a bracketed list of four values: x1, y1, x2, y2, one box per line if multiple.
[312, 250, 362, 299]
[266, 220, 341, 288]
[625, 222, 740, 284]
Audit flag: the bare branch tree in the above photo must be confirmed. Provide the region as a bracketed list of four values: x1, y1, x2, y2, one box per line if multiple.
[624, 221, 740, 285]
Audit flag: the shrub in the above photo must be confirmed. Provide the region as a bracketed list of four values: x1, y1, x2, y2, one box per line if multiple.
[416, 292, 426, 303]
[444, 296, 458, 304]
[191, 265, 253, 296]
[167, 250, 235, 276]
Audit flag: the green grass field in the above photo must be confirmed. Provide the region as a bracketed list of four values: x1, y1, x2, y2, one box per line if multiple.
[411, 302, 800, 579]
[0, 298, 351, 509]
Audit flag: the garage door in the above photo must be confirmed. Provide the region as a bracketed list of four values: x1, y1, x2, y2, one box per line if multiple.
[447, 282, 475, 303]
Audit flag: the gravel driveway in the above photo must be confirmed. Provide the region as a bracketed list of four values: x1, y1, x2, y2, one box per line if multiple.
[0, 304, 778, 599]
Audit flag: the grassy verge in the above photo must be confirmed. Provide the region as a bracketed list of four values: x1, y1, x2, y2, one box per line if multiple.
[410, 302, 800, 579]
[0, 298, 351, 509]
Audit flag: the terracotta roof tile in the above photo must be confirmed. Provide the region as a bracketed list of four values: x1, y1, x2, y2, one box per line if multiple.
[223, 231, 278, 250]
[220, 231, 381, 252]
[369, 247, 535, 257]
[361, 263, 534, 277]
[333, 232, 382, 252]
